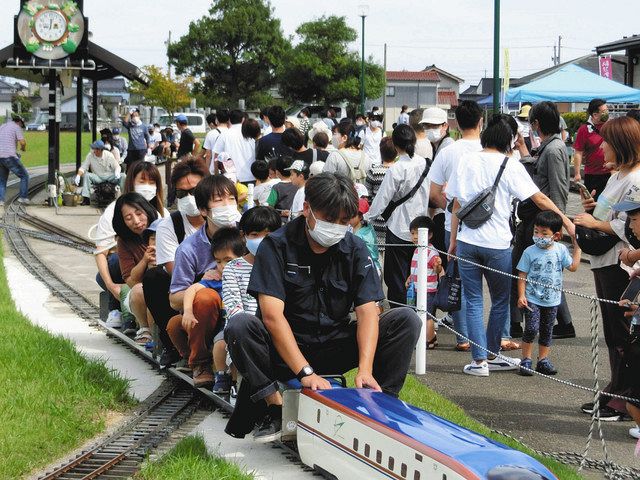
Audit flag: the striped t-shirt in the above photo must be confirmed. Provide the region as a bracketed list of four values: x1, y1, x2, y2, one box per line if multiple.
[222, 257, 257, 322]
[409, 246, 439, 293]
[0, 121, 24, 158]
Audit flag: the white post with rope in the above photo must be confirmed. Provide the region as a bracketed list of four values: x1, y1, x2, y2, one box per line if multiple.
[415, 227, 428, 375]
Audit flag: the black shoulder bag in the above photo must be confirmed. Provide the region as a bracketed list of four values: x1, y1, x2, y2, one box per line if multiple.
[170, 211, 186, 244]
[380, 162, 429, 221]
[456, 156, 509, 229]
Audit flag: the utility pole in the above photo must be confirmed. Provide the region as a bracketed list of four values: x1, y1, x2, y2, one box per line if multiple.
[553, 45, 557, 65]
[165, 31, 172, 78]
[492, 0, 500, 113]
[557, 35, 562, 65]
[382, 43, 387, 131]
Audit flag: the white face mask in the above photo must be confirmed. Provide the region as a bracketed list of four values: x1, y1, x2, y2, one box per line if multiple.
[132, 117, 142, 126]
[370, 121, 382, 129]
[332, 133, 342, 149]
[134, 184, 157, 201]
[246, 237, 264, 256]
[511, 136, 517, 150]
[356, 120, 365, 127]
[307, 209, 349, 248]
[426, 128, 443, 143]
[176, 194, 200, 217]
[113, 135, 120, 140]
[209, 204, 240, 227]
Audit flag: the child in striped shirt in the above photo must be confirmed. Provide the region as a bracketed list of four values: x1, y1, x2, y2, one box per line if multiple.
[406, 216, 442, 349]
[214, 206, 282, 394]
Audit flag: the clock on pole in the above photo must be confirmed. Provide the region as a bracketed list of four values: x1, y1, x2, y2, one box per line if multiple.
[16, 0, 86, 60]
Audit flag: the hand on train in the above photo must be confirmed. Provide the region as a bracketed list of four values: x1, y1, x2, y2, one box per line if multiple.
[301, 374, 332, 391]
[355, 371, 382, 392]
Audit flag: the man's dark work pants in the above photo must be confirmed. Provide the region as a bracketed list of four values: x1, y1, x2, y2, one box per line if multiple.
[384, 228, 414, 309]
[142, 266, 179, 353]
[225, 307, 421, 403]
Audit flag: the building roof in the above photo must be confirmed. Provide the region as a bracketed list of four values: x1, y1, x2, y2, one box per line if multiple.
[97, 78, 127, 92]
[596, 35, 640, 55]
[386, 70, 440, 82]
[424, 65, 464, 84]
[438, 90, 458, 107]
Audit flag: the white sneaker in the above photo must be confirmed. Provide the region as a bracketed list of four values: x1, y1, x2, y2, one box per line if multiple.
[463, 361, 489, 377]
[0, 200, 4, 206]
[17, 197, 30, 204]
[487, 357, 519, 371]
[105, 310, 122, 328]
[630, 426, 640, 439]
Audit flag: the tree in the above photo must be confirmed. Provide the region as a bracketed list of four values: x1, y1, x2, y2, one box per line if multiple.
[129, 65, 191, 117]
[11, 94, 32, 118]
[277, 16, 385, 106]
[167, 0, 289, 108]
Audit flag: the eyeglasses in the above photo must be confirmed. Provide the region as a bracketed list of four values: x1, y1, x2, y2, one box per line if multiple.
[175, 187, 196, 199]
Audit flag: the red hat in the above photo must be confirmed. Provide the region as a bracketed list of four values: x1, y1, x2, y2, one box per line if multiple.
[358, 198, 370, 215]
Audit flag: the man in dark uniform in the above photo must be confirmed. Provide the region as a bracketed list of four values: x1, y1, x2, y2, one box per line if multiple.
[225, 174, 421, 442]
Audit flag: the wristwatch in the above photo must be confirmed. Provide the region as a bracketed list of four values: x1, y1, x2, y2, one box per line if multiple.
[296, 365, 314, 381]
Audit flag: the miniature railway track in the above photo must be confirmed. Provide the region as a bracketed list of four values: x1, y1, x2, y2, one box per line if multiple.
[38, 381, 199, 480]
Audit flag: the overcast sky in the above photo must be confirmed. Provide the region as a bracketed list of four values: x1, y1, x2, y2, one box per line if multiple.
[1, 0, 638, 90]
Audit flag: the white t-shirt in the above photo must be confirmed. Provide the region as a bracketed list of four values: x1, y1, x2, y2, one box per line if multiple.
[155, 212, 201, 266]
[363, 127, 382, 166]
[213, 124, 256, 182]
[289, 186, 305, 220]
[324, 149, 371, 181]
[203, 126, 223, 151]
[254, 178, 280, 206]
[447, 151, 539, 249]
[428, 138, 483, 232]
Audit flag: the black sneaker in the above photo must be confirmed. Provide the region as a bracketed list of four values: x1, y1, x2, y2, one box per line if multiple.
[253, 405, 282, 443]
[552, 323, 576, 339]
[159, 348, 181, 369]
[510, 323, 523, 338]
[535, 358, 557, 376]
[581, 402, 595, 414]
[595, 405, 625, 422]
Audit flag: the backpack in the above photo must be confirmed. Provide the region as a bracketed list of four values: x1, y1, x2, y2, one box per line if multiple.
[338, 150, 367, 182]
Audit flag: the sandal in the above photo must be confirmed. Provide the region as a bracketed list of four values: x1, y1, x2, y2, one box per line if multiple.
[134, 328, 153, 345]
[427, 335, 438, 350]
[455, 342, 470, 352]
[500, 340, 521, 351]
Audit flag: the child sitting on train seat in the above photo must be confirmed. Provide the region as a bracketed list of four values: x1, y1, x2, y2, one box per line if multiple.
[406, 216, 442, 350]
[349, 198, 381, 276]
[177, 227, 244, 390]
[517, 211, 581, 376]
[216, 206, 282, 394]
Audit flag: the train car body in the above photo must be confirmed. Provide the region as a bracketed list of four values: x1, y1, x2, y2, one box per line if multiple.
[297, 388, 556, 480]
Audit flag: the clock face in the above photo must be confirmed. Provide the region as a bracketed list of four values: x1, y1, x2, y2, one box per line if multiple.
[34, 10, 68, 42]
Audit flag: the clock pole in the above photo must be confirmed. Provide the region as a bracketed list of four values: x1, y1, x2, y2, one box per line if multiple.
[47, 69, 57, 204]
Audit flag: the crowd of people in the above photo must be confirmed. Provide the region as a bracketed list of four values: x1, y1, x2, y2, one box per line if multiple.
[31, 98, 637, 445]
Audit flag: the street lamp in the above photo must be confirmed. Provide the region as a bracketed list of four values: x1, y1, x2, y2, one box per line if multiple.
[358, 4, 369, 115]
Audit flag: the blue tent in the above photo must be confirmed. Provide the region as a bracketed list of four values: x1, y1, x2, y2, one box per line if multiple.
[505, 64, 640, 103]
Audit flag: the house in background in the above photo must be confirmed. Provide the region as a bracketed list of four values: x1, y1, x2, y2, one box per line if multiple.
[596, 35, 640, 88]
[367, 65, 463, 129]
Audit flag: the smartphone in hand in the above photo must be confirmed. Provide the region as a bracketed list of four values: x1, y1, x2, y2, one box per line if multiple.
[575, 181, 592, 200]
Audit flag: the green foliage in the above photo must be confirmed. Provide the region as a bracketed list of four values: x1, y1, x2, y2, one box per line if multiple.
[562, 112, 588, 137]
[278, 15, 384, 105]
[129, 66, 192, 117]
[11, 94, 32, 120]
[136, 435, 253, 480]
[168, 0, 288, 109]
[0, 241, 132, 478]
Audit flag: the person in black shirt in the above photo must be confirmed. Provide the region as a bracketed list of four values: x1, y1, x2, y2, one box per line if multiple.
[176, 114, 200, 159]
[225, 173, 421, 441]
[256, 106, 293, 160]
[282, 127, 328, 166]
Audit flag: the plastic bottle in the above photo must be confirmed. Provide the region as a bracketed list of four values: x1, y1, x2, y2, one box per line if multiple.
[246, 183, 255, 210]
[406, 281, 416, 307]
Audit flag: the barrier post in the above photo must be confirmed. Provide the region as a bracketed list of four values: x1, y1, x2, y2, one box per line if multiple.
[415, 227, 428, 375]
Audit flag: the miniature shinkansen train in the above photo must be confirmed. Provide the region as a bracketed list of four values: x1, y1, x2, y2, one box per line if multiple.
[281, 381, 556, 480]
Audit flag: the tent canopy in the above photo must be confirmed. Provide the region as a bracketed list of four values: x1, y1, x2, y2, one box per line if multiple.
[504, 64, 640, 103]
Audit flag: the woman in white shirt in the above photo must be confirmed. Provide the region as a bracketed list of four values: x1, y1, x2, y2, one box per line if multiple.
[365, 124, 430, 308]
[448, 114, 573, 377]
[324, 122, 370, 184]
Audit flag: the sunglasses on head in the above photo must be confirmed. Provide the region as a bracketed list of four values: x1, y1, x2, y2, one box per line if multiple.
[175, 187, 197, 199]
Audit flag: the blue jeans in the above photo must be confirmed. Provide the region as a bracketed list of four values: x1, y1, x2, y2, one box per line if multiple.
[95, 253, 124, 311]
[457, 241, 512, 361]
[444, 230, 469, 344]
[0, 156, 29, 200]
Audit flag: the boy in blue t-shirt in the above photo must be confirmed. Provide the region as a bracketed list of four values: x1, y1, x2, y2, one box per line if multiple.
[516, 211, 581, 376]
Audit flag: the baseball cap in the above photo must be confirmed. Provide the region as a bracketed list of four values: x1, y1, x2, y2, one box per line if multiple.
[143, 218, 162, 242]
[612, 189, 640, 212]
[112, 127, 120, 134]
[90, 140, 105, 150]
[358, 198, 370, 215]
[309, 161, 325, 176]
[176, 114, 188, 123]
[419, 107, 447, 125]
[517, 105, 532, 119]
[285, 160, 306, 172]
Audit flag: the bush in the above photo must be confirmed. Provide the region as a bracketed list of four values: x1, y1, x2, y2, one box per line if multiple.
[561, 112, 587, 138]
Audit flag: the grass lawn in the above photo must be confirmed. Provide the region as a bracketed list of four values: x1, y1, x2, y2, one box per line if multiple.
[345, 372, 583, 480]
[21, 131, 94, 169]
[135, 435, 253, 480]
[0, 242, 133, 479]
